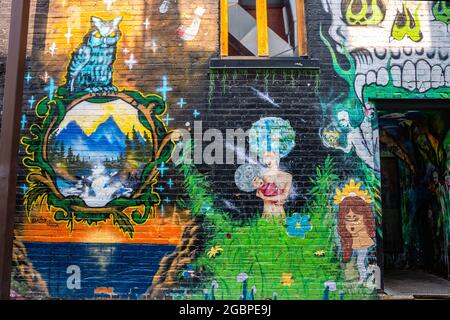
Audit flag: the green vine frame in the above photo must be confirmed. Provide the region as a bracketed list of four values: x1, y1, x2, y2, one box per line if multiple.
[21, 87, 177, 238]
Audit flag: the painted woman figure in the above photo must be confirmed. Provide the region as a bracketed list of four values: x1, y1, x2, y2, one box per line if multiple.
[335, 180, 376, 285]
[256, 152, 292, 223]
[235, 117, 296, 222]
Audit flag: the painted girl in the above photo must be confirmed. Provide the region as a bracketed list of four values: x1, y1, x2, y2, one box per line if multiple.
[335, 180, 376, 285]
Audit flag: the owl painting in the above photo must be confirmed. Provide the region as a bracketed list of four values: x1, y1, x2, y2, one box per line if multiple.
[67, 16, 123, 94]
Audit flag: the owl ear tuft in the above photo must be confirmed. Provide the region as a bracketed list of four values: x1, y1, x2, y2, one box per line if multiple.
[112, 16, 123, 27]
[91, 16, 103, 28]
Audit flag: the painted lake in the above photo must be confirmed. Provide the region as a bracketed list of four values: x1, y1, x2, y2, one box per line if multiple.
[24, 242, 176, 300]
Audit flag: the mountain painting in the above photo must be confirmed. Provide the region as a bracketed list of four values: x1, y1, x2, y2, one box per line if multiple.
[47, 99, 154, 208]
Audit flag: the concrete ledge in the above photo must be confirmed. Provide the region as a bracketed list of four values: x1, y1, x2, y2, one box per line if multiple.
[378, 293, 415, 300]
[210, 57, 320, 70]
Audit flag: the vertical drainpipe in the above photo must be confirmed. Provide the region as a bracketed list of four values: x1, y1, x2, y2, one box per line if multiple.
[0, 0, 31, 300]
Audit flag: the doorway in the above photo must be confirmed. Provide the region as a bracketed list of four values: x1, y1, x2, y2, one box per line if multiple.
[378, 104, 450, 298]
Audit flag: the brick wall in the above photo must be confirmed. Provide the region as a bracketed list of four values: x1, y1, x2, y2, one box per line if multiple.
[0, 0, 11, 124]
[1, 0, 449, 300]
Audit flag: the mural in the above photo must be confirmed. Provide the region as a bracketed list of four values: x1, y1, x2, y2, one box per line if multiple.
[10, 0, 449, 301]
[67, 16, 122, 94]
[13, 7, 186, 299]
[320, 0, 450, 172]
[173, 144, 377, 300]
[177, 7, 206, 41]
[236, 117, 296, 223]
[10, 0, 383, 301]
[379, 110, 449, 276]
[22, 16, 177, 238]
[335, 179, 376, 286]
[319, 0, 450, 280]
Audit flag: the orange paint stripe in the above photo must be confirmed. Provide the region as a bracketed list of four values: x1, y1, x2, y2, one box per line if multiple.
[256, 0, 269, 57]
[220, 0, 229, 57]
[296, 0, 308, 56]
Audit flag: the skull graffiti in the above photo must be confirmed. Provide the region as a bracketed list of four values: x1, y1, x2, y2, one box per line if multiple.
[433, 1, 450, 24]
[342, 0, 386, 26]
[391, 2, 423, 42]
[321, 0, 450, 106]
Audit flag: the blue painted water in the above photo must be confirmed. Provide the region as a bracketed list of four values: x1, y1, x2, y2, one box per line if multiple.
[24, 242, 176, 300]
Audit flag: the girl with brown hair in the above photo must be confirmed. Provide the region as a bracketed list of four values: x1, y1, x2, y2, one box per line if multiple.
[337, 194, 376, 285]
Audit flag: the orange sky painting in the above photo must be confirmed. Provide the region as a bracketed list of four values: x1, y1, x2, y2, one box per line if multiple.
[17, 204, 187, 245]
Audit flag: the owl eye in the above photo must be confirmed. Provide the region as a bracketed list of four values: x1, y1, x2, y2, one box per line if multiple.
[94, 32, 102, 38]
[109, 32, 117, 38]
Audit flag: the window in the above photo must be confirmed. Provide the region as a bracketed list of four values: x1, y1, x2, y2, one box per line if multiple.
[220, 0, 307, 58]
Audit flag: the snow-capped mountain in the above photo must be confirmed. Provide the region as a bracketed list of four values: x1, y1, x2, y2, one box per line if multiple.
[90, 116, 127, 148]
[53, 118, 125, 161]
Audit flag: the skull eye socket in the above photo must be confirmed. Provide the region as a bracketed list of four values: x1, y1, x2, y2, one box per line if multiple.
[433, 1, 450, 24]
[395, 9, 408, 28]
[342, 0, 386, 26]
[391, 2, 423, 43]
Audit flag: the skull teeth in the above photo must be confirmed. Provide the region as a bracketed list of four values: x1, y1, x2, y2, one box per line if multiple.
[391, 59, 449, 92]
[354, 59, 450, 104]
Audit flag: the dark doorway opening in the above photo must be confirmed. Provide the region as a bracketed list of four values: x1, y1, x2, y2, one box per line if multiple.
[377, 102, 450, 298]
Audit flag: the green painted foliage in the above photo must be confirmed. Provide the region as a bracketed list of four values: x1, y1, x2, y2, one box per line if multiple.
[180, 156, 375, 300]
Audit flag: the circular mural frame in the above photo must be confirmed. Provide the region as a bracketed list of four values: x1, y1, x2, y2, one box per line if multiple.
[22, 88, 178, 237]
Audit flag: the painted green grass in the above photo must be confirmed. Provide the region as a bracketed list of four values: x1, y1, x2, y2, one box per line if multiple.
[194, 217, 336, 300]
[191, 214, 375, 300]
[176, 142, 376, 300]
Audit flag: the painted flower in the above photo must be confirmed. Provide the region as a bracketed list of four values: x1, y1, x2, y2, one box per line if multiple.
[250, 285, 257, 300]
[236, 273, 249, 283]
[182, 264, 195, 278]
[201, 202, 213, 215]
[211, 280, 219, 290]
[226, 233, 232, 239]
[9, 290, 25, 300]
[324, 280, 337, 292]
[286, 214, 312, 238]
[265, 292, 279, 300]
[315, 250, 326, 257]
[281, 273, 294, 287]
[207, 246, 223, 258]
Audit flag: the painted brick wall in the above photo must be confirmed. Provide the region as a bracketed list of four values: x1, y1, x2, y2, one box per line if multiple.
[0, 0, 11, 125]
[0, 0, 41, 129]
[1, 0, 449, 300]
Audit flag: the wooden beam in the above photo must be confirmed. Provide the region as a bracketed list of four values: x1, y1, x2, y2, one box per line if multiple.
[0, 0, 31, 300]
[220, 0, 229, 57]
[296, 0, 308, 56]
[256, 0, 269, 57]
